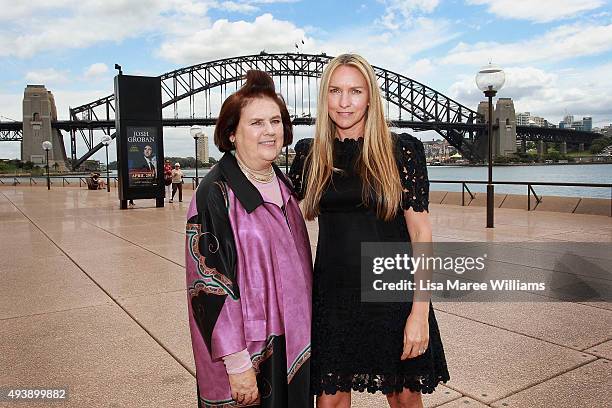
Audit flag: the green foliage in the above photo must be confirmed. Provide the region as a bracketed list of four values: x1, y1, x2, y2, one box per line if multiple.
[493, 156, 511, 164]
[0, 162, 12, 172]
[544, 150, 569, 162]
[590, 137, 612, 154]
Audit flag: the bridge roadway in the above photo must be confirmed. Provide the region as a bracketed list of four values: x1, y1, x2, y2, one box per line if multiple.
[1, 117, 601, 169]
[0, 185, 610, 407]
[1, 117, 600, 138]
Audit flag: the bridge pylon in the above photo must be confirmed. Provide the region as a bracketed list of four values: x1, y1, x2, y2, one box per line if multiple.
[22, 85, 69, 170]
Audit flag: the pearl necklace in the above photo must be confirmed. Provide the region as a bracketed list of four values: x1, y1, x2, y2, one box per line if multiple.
[236, 157, 275, 184]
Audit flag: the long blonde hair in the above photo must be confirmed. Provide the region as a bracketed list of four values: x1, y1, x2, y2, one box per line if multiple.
[302, 54, 402, 221]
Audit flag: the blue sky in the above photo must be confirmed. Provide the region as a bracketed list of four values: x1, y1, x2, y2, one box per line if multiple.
[1, 0, 611, 161]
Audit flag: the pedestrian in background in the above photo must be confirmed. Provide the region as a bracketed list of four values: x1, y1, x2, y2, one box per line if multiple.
[164, 160, 173, 201]
[170, 163, 183, 203]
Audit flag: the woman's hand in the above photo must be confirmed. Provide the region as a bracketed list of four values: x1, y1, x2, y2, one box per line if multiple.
[228, 368, 259, 406]
[401, 309, 429, 360]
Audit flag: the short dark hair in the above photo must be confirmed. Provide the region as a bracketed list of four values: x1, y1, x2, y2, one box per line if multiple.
[214, 70, 293, 152]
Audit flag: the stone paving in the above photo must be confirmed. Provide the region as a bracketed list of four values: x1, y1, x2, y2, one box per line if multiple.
[0, 186, 610, 407]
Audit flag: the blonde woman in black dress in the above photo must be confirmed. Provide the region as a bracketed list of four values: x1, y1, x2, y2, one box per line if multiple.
[289, 54, 450, 408]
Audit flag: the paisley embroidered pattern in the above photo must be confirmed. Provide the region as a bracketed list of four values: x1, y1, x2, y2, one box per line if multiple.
[186, 222, 237, 299]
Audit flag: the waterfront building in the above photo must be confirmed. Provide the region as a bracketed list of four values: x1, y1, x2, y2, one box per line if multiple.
[517, 112, 546, 127]
[423, 139, 456, 162]
[196, 135, 209, 164]
[559, 115, 593, 131]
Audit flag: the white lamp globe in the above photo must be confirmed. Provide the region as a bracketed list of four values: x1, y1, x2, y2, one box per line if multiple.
[475, 63, 505, 93]
[190, 125, 203, 139]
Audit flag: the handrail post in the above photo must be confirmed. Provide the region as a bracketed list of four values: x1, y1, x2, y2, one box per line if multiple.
[527, 184, 531, 211]
[462, 182, 465, 206]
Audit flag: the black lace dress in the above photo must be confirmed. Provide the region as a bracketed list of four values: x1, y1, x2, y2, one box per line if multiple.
[288, 133, 450, 396]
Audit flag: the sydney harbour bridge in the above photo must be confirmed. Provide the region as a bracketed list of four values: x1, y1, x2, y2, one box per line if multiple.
[0, 52, 600, 169]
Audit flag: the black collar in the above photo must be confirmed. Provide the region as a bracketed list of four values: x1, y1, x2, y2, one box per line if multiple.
[218, 152, 296, 213]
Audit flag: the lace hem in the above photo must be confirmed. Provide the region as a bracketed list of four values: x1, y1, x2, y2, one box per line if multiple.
[313, 372, 450, 396]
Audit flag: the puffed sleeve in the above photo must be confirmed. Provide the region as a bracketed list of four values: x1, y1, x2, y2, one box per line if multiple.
[288, 138, 313, 200]
[396, 133, 430, 213]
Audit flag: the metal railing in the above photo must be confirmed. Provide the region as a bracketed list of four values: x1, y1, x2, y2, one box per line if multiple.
[2, 176, 610, 216]
[0, 175, 119, 188]
[429, 179, 612, 216]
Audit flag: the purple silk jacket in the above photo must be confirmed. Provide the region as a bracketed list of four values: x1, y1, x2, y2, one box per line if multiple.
[185, 153, 312, 408]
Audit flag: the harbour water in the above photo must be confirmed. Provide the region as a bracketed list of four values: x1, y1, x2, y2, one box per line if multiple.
[3, 163, 609, 198]
[179, 163, 612, 198]
[426, 163, 612, 198]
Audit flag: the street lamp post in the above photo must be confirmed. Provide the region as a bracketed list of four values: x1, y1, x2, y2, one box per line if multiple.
[42, 141, 52, 190]
[101, 135, 112, 192]
[190, 125, 204, 187]
[476, 63, 505, 228]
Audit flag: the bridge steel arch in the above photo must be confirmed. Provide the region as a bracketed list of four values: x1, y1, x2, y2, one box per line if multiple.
[70, 52, 482, 166]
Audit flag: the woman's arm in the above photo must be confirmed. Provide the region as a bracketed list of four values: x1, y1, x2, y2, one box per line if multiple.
[396, 133, 432, 360]
[401, 208, 433, 361]
[404, 208, 433, 317]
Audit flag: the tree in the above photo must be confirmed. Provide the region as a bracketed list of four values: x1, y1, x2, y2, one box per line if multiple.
[546, 150, 562, 161]
[590, 137, 612, 154]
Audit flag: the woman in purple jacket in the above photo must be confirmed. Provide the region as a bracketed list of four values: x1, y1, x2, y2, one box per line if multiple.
[185, 71, 312, 407]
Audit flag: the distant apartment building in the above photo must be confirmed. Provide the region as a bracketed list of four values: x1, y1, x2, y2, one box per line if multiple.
[422, 139, 457, 161]
[196, 136, 209, 164]
[559, 115, 593, 131]
[596, 124, 612, 137]
[517, 112, 546, 127]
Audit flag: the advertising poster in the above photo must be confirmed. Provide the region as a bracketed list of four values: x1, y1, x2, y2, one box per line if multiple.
[127, 126, 158, 187]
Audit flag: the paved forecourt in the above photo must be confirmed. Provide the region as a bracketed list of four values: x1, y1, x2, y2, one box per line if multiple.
[0, 186, 610, 407]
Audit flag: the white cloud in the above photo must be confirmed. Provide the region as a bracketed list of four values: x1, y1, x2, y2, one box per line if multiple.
[215, 0, 300, 10]
[378, 0, 440, 29]
[0, 0, 203, 58]
[404, 58, 435, 78]
[447, 64, 612, 127]
[442, 22, 612, 66]
[0, 0, 74, 21]
[315, 17, 458, 80]
[24, 69, 70, 85]
[157, 13, 310, 64]
[83, 63, 109, 79]
[217, 1, 258, 13]
[467, 0, 605, 23]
